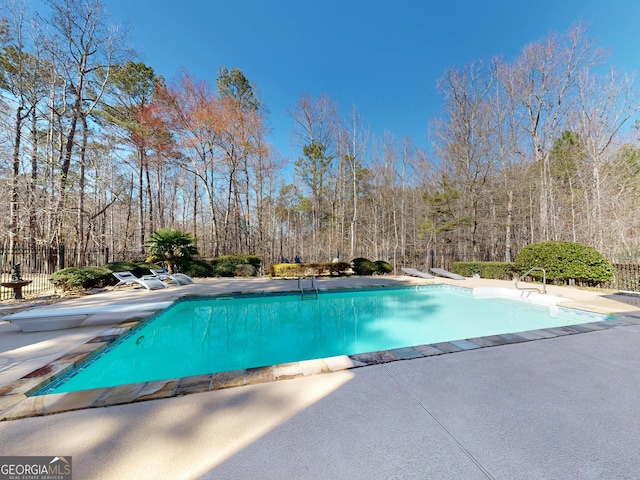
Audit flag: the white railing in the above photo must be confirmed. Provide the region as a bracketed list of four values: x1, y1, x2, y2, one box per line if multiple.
[298, 275, 319, 299]
[515, 267, 547, 294]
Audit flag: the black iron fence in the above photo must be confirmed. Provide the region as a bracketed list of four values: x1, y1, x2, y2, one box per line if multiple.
[608, 264, 640, 292]
[2, 243, 640, 300]
[0, 244, 138, 300]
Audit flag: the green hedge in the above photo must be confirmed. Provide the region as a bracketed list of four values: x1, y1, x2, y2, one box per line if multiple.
[105, 261, 158, 278]
[350, 258, 377, 275]
[50, 266, 115, 291]
[452, 262, 515, 279]
[350, 257, 393, 276]
[51, 261, 165, 290]
[374, 260, 393, 274]
[181, 259, 216, 278]
[50, 254, 264, 291]
[270, 262, 350, 278]
[210, 254, 261, 277]
[514, 241, 614, 285]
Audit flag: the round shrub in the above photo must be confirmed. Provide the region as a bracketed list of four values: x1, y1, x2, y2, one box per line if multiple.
[350, 257, 377, 276]
[235, 264, 257, 277]
[104, 261, 152, 278]
[514, 241, 614, 285]
[211, 254, 262, 277]
[50, 266, 112, 291]
[329, 262, 351, 276]
[214, 262, 237, 277]
[181, 259, 215, 278]
[452, 261, 515, 280]
[374, 260, 393, 274]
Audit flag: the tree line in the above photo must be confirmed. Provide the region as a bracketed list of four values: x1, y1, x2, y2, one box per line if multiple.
[1, 0, 639, 273]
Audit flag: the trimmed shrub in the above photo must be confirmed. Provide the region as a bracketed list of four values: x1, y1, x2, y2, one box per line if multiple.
[104, 261, 156, 278]
[373, 260, 393, 274]
[269, 262, 351, 278]
[234, 264, 256, 277]
[350, 257, 377, 276]
[452, 261, 515, 280]
[514, 241, 614, 285]
[50, 266, 113, 291]
[181, 259, 215, 278]
[52, 261, 163, 290]
[214, 262, 236, 277]
[329, 262, 351, 275]
[270, 263, 302, 277]
[211, 254, 261, 277]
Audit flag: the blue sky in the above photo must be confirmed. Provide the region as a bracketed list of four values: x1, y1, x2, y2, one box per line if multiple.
[102, 0, 640, 162]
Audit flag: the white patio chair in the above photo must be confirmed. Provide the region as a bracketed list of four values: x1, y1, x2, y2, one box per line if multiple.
[112, 271, 168, 291]
[150, 268, 195, 285]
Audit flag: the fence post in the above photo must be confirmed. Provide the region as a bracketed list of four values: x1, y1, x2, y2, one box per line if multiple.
[58, 244, 65, 271]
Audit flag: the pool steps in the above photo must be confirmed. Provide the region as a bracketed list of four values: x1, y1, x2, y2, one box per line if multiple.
[473, 287, 566, 306]
[298, 275, 319, 299]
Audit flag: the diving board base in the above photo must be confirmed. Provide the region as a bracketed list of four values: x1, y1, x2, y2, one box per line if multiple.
[9, 315, 89, 332]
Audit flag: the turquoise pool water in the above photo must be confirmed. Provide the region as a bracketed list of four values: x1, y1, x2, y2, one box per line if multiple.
[42, 286, 607, 394]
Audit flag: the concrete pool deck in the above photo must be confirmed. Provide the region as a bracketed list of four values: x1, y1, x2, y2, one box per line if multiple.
[1, 276, 640, 478]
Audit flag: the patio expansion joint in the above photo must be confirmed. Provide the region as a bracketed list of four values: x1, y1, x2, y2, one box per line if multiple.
[380, 362, 496, 480]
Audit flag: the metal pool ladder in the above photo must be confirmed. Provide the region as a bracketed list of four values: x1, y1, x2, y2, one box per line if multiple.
[298, 275, 319, 299]
[515, 267, 547, 294]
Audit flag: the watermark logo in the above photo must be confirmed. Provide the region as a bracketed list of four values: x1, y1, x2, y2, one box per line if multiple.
[0, 456, 72, 480]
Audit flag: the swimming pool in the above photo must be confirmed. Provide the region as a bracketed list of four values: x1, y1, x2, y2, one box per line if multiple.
[40, 285, 609, 395]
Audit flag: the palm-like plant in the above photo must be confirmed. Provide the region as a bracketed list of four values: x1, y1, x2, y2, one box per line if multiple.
[145, 228, 198, 273]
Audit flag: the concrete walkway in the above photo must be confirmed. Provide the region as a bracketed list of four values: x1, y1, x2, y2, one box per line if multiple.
[1, 276, 640, 479]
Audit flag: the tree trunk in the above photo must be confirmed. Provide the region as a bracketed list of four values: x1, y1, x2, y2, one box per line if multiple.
[505, 190, 513, 262]
[29, 103, 39, 250]
[10, 106, 25, 251]
[137, 146, 146, 253]
[76, 114, 89, 265]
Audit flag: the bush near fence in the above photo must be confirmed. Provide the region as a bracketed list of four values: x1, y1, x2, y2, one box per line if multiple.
[514, 241, 614, 286]
[5, 242, 640, 298]
[0, 244, 143, 300]
[270, 262, 351, 278]
[452, 262, 515, 280]
[609, 264, 640, 292]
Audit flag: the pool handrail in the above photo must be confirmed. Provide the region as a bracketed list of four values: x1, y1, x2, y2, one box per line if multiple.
[515, 267, 547, 294]
[298, 275, 319, 299]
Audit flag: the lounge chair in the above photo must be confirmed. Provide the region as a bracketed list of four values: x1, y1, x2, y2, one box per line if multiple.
[112, 271, 168, 291]
[430, 268, 465, 280]
[401, 267, 435, 279]
[150, 268, 195, 285]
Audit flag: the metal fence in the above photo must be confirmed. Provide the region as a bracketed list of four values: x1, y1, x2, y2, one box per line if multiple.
[0, 244, 135, 300]
[608, 264, 640, 292]
[2, 244, 640, 300]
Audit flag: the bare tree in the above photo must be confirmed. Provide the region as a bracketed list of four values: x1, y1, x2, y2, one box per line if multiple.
[502, 24, 605, 241]
[341, 105, 368, 259]
[42, 0, 126, 244]
[289, 94, 340, 259]
[0, 1, 44, 250]
[573, 68, 640, 252]
[432, 60, 498, 259]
